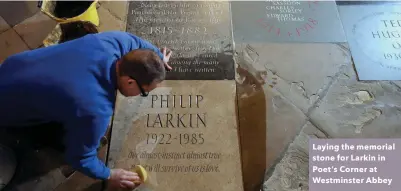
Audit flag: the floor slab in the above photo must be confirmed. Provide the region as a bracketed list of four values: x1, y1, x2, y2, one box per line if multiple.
[263, 121, 327, 191]
[236, 52, 307, 190]
[338, 4, 401, 80]
[0, 1, 39, 27]
[234, 43, 351, 113]
[108, 81, 243, 191]
[99, 0, 128, 21]
[0, 29, 29, 63]
[13, 11, 57, 49]
[0, 16, 10, 34]
[310, 65, 401, 138]
[97, 6, 125, 32]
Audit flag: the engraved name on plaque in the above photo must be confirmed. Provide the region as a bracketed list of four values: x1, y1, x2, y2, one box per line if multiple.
[232, 0, 346, 43]
[127, 1, 235, 80]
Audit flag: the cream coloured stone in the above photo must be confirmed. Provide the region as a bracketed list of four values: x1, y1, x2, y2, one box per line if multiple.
[108, 81, 243, 191]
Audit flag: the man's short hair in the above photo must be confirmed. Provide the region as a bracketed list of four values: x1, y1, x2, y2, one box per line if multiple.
[119, 49, 166, 85]
[59, 21, 99, 43]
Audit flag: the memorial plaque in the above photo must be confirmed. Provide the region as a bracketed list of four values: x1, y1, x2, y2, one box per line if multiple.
[231, 0, 347, 43]
[109, 1, 243, 190]
[126, 1, 235, 80]
[338, 4, 401, 80]
[108, 81, 243, 191]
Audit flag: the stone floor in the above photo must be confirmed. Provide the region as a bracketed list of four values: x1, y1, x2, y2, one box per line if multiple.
[0, 1, 400, 191]
[0, 1, 127, 191]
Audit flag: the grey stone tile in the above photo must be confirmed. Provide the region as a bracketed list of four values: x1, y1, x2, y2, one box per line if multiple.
[0, 29, 29, 63]
[263, 122, 327, 191]
[236, 51, 307, 190]
[0, 16, 10, 34]
[16, 169, 66, 191]
[99, 0, 128, 21]
[0, 1, 39, 27]
[310, 65, 401, 138]
[13, 11, 57, 49]
[54, 171, 100, 191]
[97, 6, 125, 32]
[393, 81, 401, 89]
[235, 43, 351, 113]
[265, 88, 306, 169]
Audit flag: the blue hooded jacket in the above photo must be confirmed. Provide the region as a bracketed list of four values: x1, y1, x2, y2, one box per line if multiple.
[0, 31, 163, 180]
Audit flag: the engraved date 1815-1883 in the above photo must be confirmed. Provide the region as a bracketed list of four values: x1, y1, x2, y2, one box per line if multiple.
[146, 26, 208, 35]
[146, 133, 205, 145]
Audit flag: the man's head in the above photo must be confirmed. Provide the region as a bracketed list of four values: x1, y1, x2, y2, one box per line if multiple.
[59, 21, 99, 43]
[116, 49, 166, 97]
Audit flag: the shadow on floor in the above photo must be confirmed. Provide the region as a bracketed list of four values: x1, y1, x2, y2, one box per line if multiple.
[236, 66, 267, 191]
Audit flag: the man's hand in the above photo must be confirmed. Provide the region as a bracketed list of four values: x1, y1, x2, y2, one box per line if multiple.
[107, 168, 141, 189]
[161, 47, 173, 71]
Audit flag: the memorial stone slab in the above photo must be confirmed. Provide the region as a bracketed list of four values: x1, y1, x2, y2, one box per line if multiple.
[108, 81, 243, 191]
[338, 4, 401, 80]
[108, 1, 243, 191]
[126, 1, 235, 80]
[231, 0, 347, 43]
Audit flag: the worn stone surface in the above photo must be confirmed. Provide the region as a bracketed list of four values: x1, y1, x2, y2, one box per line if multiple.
[235, 43, 351, 113]
[99, 0, 128, 21]
[236, 48, 307, 190]
[108, 81, 243, 191]
[265, 89, 306, 169]
[263, 122, 327, 191]
[98, 6, 125, 32]
[310, 64, 401, 138]
[0, 1, 39, 27]
[16, 169, 65, 191]
[54, 171, 102, 191]
[0, 16, 10, 34]
[13, 11, 57, 49]
[393, 81, 401, 89]
[0, 29, 29, 63]
[54, 139, 109, 191]
[3, 147, 66, 191]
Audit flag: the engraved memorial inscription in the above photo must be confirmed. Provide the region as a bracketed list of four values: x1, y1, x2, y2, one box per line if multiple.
[108, 82, 243, 191]
[231, 0, 346, 43]
[127, 1, 234, 80]
[338, 4, 401, 80]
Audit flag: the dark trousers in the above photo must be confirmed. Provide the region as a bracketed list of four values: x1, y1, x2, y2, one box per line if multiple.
[0, 122, 66, 152]
[0, 123, 68, 191]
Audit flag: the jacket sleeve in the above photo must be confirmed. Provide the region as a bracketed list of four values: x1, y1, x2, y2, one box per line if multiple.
[63, 115, 111, 180]
[125, 32, 164, 60]
[97, 31, 164, 60]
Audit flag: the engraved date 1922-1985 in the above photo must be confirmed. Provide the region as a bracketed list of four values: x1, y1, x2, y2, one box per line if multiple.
[146, 133, 205, 145]
[144, 26, 208, 35]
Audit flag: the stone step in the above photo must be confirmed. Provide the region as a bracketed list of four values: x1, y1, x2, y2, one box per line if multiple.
[262, 122, 327, 191]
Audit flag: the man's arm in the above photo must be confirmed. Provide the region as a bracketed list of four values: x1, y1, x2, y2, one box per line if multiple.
[125, 32, 164, 60]
[97, 31, 164, 60]
[63, 115, 111, 180]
